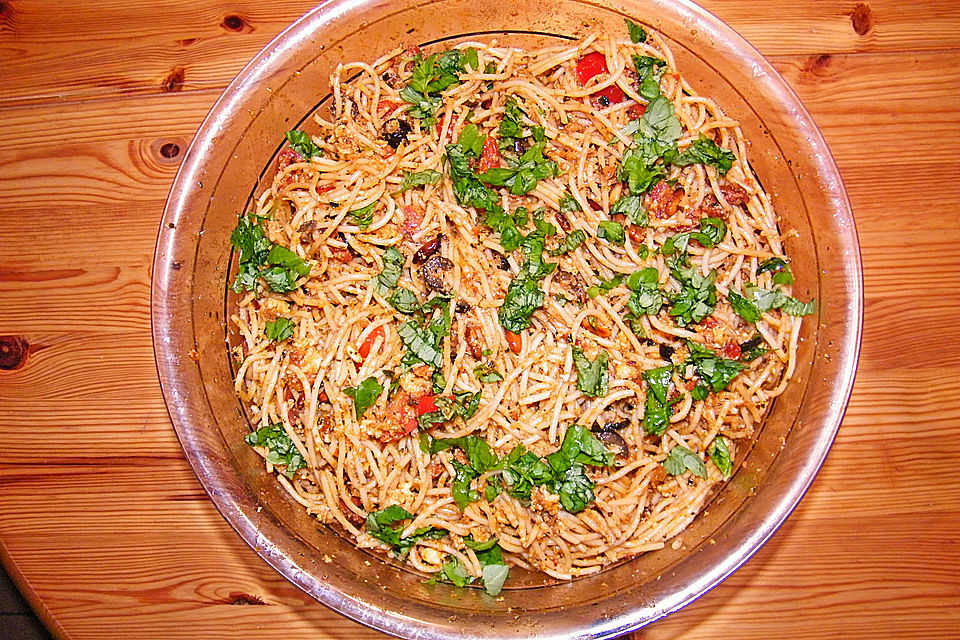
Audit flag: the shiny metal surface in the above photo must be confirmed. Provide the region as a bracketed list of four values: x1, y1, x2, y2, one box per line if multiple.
[151, 0, 863, 637]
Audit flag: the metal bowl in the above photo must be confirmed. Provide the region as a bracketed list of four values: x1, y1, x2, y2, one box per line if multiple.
[151, 0, 862, 637]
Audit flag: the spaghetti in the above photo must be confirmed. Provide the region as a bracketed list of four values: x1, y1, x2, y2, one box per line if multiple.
[230, 22, 813, 594]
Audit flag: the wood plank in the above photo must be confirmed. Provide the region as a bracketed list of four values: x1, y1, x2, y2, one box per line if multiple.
[1, 1, 958, 107]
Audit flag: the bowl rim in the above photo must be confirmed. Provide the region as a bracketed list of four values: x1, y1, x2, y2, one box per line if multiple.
[151, 0, 863, 637]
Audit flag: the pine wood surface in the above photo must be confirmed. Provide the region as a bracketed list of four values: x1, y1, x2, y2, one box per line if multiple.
[0, 1, 958, 638]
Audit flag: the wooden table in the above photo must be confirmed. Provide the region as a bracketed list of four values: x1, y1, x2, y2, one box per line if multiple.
[1, 1, 958, 638]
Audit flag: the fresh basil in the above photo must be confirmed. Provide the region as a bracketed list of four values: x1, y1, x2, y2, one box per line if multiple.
[597, 220, 626, 245]
[729, 289, 762, 324]
[397, 169, 442, 193]
[610, 193, 648, 226]
[285, 130, 322, 159]
[344, 376, 384, 419]
[671, 135, 736, 175]
[348, 202, 378, 230]
[244, 423, 306, 478]
[686, 341, 745, 392]
[572, 347, 609, 397]
[757, 257, 794, 285]
[663, 445, 707, 478]
[473, 364, 504, 383]
[709, 435, 732, 476]
[264, 317, 294, 342]
[548, 229, 586, 256]
[373, 246, 404, 295]
[625, 18, 647, 43]
[365, 505, 447, 555]
[666, 254, 717, 325]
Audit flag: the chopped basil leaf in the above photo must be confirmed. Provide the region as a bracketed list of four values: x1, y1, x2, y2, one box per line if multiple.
[397, 169, 442, 193]
[285, 130, 322, 159]
[572, 347, 609, 397]
[643, 366, 674, 435]
[757, 257, 794, 285]
[365, 505, 447, 555]
[230, 214, 312, 293]
[387, 287, 420, 314]
[671, 135, 736, 175]
[373, 246, 404, 295]
[479, 138, 558, 196]
[348, 202, 378, 229]
[587, 273, 625, 298]
[625, 18, 647, 43]
[663, 445, 707, 478]
[744, 284, 815, 316]
[500, 445, 554, 502]
[548, 229, 586, 256]
[729, 289, 762, 324]
[709, 435, 732, 476]
[666, 254, 717, 325]
[626, 267, 662, 316]
[401, 49, 476, 124]
[244, 423, 306, 478]
[686, 340, 745, 392]
[473, 364, 504, 383]
[344, 376, 384, 419]
[610, 193, 648, 226]
[481, 562, 510, 596]
[691, 384, 710, 401]
[559, 194, 583, 212]
[264, 317, 294, 342]
[597, 220, 626, 245]
[398, 321, 443, 368]
[632, 55, 666, 101]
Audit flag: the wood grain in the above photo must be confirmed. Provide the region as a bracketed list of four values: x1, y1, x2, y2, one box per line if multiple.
[0, 0, 958, 639]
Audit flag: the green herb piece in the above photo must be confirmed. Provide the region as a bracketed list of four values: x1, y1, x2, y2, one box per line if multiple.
[386, 288, 420, 314]
[586, 273, 625, 298]
[542, 426, 615, 512]
[445, 142, 501, 212]
[632, 55, 666, 100]
[244, 423, 306, 478]
[626, 267, 663, 316]
[572, 347, 609, 397]
[398, 321, 444, 368]
[440, 557, 473, 587]
[548, 229, 587, 257]
[642, 366, 674, 435]
[497, 97, 527, 139]
[744, 284, 816, 317]
[559, 194, 583, 212]
[709, 435, 732, 476]
[663, 445, 707, 478]
[661, 218, 727, 254]
[739, 335, 769, 362]
[473, 364, 504, 383]
[422, 433, 497, 509]
[666, 255, 717, 326]
[729, 289, 762, 324]
[597, 220, 625, 245]
[625, 18, 647, 43]
[500, 445, 555, 502]
[285, 130, 322, 159]
[610, 193, 648, 226]
[757, 257, 794, 285]
[481, 562, 509, 596]
[365, 505, 447, 555]
[400, 49, 477, 124]
[484, 207, 526, 252]
[498, 231, 557, 332]
[264, 317, 294, 342]
[373, 246, 404, 295]
[418, 390, 482, 429]
[479, 138, 559, 196]
[457, 123, 485, 157]
[686, 341, 745, 392]
[691, 384, 710, 401]
[671, 135, 736, 175]
[344, 376, 384, 419]
[397, 169, 442, 193]
[348, 202, 378, 230]
[230, 215, 311, 293]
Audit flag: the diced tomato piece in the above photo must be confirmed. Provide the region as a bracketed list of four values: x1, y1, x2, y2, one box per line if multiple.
[477, 136, 501, 172]
[400, 205, 423, 237]
[435, 120, 445, 137]
[576, 51, 609, 84]
[721, 342, 742, 359]
[593, 84, 626, 105]
[416, 394, 438, 416]
[377, 99, 399, 117]
[627, 102, 647, 119]
[277, 148, 303, 170]
[505, 330, 521, 355]
[358, 326, 385, 360]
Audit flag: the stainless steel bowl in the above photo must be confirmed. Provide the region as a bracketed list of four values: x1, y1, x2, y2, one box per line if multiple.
[152, 0, 862, 637]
